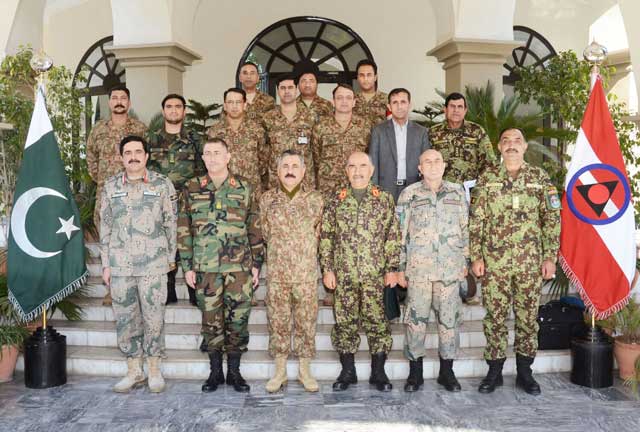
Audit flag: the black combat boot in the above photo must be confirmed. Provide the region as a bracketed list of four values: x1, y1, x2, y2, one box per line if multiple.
[166, 268, 178, 304]
[478, 358, 506, 394]
[202, 350, 225, 393]
[188, 286, 197, 306]
[516, 354, 541, 395]
[437, 356, 461, 392]
[404, 357, 423, 392]
[333, 353, 357, 391]
[369, 352, 392, 392]
[226, 352, 250, 392]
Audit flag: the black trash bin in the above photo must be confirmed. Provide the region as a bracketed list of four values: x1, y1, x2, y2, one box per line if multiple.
[570, 326, 613, 389]
[24, 326, 67, 389]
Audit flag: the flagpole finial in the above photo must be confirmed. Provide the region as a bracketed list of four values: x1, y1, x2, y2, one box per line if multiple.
[583, 41, 608, 78]
[29, 49, 53, 93]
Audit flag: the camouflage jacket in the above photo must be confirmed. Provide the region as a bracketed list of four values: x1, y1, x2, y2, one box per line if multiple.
[319, 184, 401, 279]
[312, 114, 371, 195]
[146, 126, 204, 190]
[100, 169, 177, 276]
[296, 95, 333, 122]
[86, 117, 147, 186]
[262, 106, 317, 190]
[397, 181, 469, 281]
[246, 91, 276, 122]
[429, 120, 496, 184]
[354, 91, 388, 126]
[469, 162, 560, 268]
[177, 173, 264, 273]
[259, 186, 324, 283]
[207, 117, 266, 194]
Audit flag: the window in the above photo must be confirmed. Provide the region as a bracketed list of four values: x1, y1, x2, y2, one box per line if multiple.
[503, 26, 556, 86]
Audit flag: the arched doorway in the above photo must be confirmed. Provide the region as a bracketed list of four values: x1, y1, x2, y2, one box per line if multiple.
[237, 16, 374, 98]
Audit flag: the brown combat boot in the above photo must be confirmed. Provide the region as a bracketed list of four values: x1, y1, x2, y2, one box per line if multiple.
[298, 358, 319, 392]
[113, 357, 146, 393]
[265, 356, 288, 393]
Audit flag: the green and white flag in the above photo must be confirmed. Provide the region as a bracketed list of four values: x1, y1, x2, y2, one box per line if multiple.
[8, 86, 87, 322]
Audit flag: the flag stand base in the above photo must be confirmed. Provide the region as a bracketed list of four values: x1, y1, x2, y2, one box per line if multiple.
[570, 326, 613, 388]
[24, 326, 67, 389]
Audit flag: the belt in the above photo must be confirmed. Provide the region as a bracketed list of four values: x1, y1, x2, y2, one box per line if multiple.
[396, 179, 406, 186]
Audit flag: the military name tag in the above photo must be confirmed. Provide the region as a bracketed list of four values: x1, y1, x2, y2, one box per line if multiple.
[192, 193, 210, 200]
[487, 182, 503, 188]
[111, 191, 128, 198]
[443, 199, 460, 206]
[143, 190, 161, 197]
[512, 196, 520, 209]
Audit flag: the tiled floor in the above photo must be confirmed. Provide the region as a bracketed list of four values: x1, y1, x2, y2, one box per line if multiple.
[0, 372, 638, 432]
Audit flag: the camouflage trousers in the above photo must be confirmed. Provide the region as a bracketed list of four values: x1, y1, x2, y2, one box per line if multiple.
[403, 279, 461, 361]
[266, 281, 318, 358]
[196, 271, 252, 353]
[93, 184, 105, 234]
[111, 274, 168, 358]
[483, 268, 541, 360]
[331, 276, 392, 354]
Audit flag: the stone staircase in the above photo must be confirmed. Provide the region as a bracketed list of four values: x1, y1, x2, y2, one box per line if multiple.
[16, 243, 572, 381]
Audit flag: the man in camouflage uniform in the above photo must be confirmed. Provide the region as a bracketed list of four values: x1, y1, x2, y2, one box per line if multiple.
[397, 149, 468, 393]
[429, 92, 496, 185]
[207, 88, 265, 195]
[312, 83, 371, 197]
[86, 84, 147, 306]
[260, 149, 324, 393]
[238, 61, 276, 121]
[296, 70, 333, 121]
[178, 137, 264, 393]
[320, 151, 400, 392]
[470, 128, 560, 396]
[147, 93, 203, 306]
[100, 135, 177, 394]
[263, 75, 317, 191]
[353, 59, 388, 126]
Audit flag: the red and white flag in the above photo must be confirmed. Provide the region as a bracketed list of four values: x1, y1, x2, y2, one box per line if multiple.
[559, 76, 635, 319]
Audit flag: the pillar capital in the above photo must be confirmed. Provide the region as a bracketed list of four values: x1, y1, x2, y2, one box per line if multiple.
[105, 42, 201, 72]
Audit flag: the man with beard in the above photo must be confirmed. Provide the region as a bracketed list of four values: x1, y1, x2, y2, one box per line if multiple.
[147, 94, 203, 305]
[87, 84, 147, 306]
[260, 150, 323, 393]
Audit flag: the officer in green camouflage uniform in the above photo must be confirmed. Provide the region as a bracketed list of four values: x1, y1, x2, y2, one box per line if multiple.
[470, 128, 560, 396]
[260, 150, 324, 393]
[86, 84, 147, 306]
[207, 88, 266, 195]
[100, 135, 177, 394]
[147, 94, 203, 305]
[178, 137, 264, 393]
[397, 149, 468, 393]
[312, 84, 372, 197]
[263, 75, 317, 190]
[296, 70, 333, 122]
[429, 92, 496, 185]
[320, 151, 400, 392]
[238, 61, 276, 121]
[353, 59, 388, 126]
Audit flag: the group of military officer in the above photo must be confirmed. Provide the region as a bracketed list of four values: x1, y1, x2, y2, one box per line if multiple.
[95, 59, 560, 397]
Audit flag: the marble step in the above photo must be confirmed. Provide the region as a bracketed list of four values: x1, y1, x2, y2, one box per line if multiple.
[53, 298, 508, 325]
[15, 346, 571, 380]
[48, 319, 515, 352]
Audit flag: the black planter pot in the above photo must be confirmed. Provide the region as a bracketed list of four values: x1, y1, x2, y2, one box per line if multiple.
[570, 326, 613, 389]
[24, 326, 67, 389]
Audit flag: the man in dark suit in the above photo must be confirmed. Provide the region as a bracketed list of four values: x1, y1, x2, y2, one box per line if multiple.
[369, 88, 431, 202]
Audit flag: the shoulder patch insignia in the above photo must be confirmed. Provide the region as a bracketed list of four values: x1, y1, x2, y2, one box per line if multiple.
[547, 187, 561, 210]
[339, 189, 348, 201]
[200, 177, 208, 188]
[229, 177, 237, 187]
[372, 186, 380, 197]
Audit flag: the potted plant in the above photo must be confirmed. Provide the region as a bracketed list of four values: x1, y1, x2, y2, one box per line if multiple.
[0, 273, 30, 382]
[610, 298, 640, 380]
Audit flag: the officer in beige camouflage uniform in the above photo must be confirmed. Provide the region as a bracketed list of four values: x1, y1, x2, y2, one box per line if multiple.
[238, 61, 276, 121]
[353, 59, 388, 126]
[100, 135, 177, 394]
[263, 75, 317, 191]
[87, 84, 147, 306]
[260, 149, 324, 393]
[207, 88, 266, 195]
[147, 94, 203, 306]
[470, 128, 560, 396]
[320, 151, 401, 392]
[296, 69, 333, 122]
[397, 149, 468, 393]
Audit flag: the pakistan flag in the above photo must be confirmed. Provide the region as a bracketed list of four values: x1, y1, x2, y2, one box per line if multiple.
[8, 86, 87, 322]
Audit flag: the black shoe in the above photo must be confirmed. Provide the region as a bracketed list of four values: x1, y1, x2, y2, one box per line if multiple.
[478, 358, 505, 394]
[404, 357, 423, 392]
[199, 338, 207, 353]
[333, 353, 357, 391]
[226, 352, 250, 392]
[437, 357, 461, 392]
[369, 352, 392, 392]
[515, 354, 541, 395]
[166, 269, 178, 305]
[188, 287, 198, 306]
[202, 350, 224, 392]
